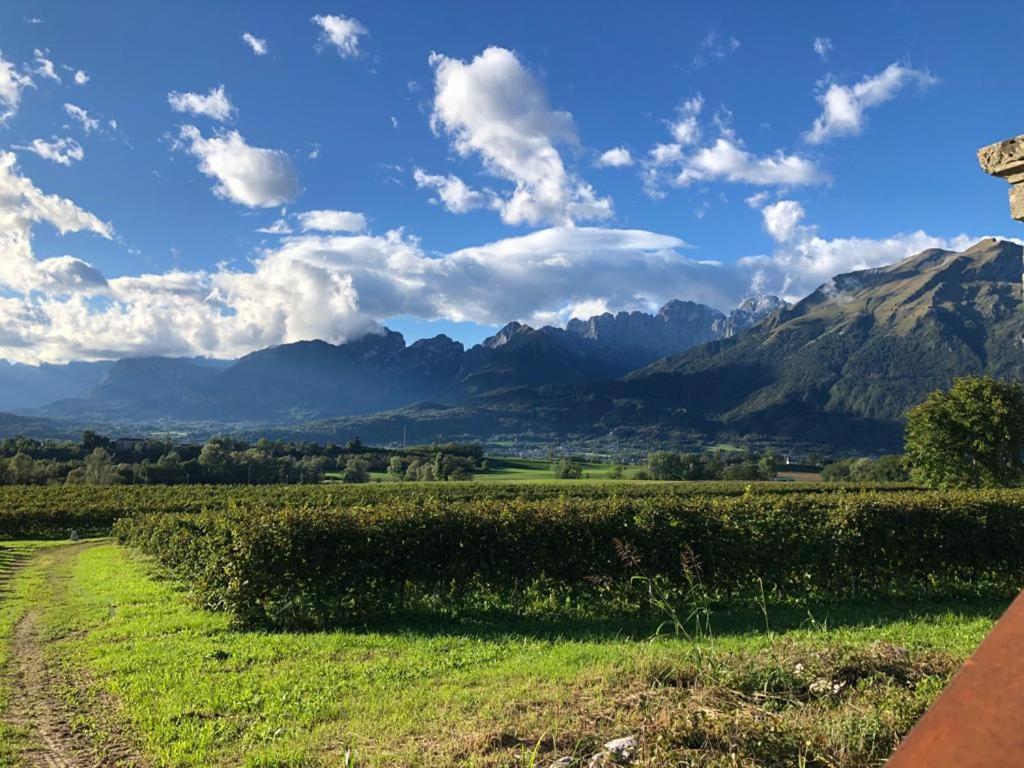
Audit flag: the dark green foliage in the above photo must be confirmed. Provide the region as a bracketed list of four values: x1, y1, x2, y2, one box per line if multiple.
[115, 488, 1024, 629]
[822, 455, 909, 483]
[339, 457, 370, 484]
[905, 376, 1024, 488]
[2, 480, 917, 537]
[551, 457, 582, 479]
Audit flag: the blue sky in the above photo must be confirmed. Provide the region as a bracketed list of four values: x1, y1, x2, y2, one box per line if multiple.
[1, 0, 1021, 363]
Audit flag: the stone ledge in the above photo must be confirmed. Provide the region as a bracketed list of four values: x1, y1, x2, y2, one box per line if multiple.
[978, 135, 1024, 183]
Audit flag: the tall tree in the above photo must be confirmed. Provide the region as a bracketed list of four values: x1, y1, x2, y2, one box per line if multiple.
[905, 376, 1024, 488]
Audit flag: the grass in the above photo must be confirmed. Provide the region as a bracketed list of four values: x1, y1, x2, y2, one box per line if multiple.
[0, 540, 1006, 766]
[474, 458, 636, 482]
[327, 458, 642, 484]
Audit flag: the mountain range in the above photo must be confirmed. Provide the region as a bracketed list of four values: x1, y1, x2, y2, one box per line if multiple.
[3, 238, 1021, 453]
[6, 295, 782, 424]
[256, 238, 1024, 452]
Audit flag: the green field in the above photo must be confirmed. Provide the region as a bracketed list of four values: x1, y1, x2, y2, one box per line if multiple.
[0, 483, 1017, 766]
[328, 458, 640, 484]
[0, 539, 1003, 767]
[473, 457, 634, 482]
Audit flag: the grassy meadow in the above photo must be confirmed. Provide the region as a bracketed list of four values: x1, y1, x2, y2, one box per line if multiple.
[0, 481, 1018, 766]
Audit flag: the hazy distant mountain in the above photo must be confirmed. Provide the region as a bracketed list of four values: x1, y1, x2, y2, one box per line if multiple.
[565, 296, 786, 359]
[0, 360, 114, 411]
[25, 296, 781, 424]
[0, 411, 77, 440]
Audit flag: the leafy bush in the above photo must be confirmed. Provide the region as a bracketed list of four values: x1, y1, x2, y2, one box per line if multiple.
[0, 480, 919, 538]
[115, 489, 1024, 629]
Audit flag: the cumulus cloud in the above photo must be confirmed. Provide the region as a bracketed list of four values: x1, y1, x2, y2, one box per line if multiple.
[642, 98, 824, 197]
[168, 85, 235, 122]
[297, 209, 368, 233]
[427, 46, 612, 226]
[676, 138, 826, 187]
[0, 151, 111, 299]
[64, 103, 99, 133]
[743, 199, 980, 299]
[33, 49, 60, 83]
[0, 52, 33, 124]
[813, 37, 833, 60]
[73, 70, 89, 85]
[596, 147, 634, 168]
[0, 144, 998, 364]
[312, 13, 367, 58]
[176, 125, 300, 207]
[669, 95, 703, 145]
[0, 157, 998, 364]
[242, 32, 268, 56]
[759, 200, 807, 243]
[805, 63, 937, 144]
[0, 162, 753, 362]
[413, 168, 490, 213]
[15, 136, 84, 166]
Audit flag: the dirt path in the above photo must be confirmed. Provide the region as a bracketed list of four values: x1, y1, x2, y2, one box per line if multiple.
[2, 544, 148, 768]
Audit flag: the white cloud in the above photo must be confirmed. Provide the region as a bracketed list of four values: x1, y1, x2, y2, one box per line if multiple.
[0, 52, 33, 124]
[413, 168, 490, 213]
[15, 137, 84, 166]
[813, 37, 833, 60]
[642, 97, 824, 197]
[742, 215, 980, 301]
[0, 174, 751, 362]
[0, 151, 111, 299]
[676, 138, 826, 187]
[312, 14, 367, 58]
[64, 103, 99, 133]
[297, 209, 368, 233]
[242, 32, 268, 56]
[176, 125, 300, 208]
[256, 218, 292, 235]
[168, 85, 235, 122]
[760, 199, 806, 242]
[0, 157, 1000, 364]
[73, 69, 89, 85]
[33, 49, 60, 83]
[669, 95, 703, 145]
[427, 46, 612, 226]
[648, 142, 684, 167]
[805, 63, 937, 144]
[596, 147, 634, 168]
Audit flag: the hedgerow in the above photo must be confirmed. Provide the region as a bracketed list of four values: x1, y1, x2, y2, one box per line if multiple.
[0, 480, 914, 537]
[113, 489, 1024, 629]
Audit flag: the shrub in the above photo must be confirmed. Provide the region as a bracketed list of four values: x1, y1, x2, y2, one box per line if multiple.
[115, 488, 1024, 630]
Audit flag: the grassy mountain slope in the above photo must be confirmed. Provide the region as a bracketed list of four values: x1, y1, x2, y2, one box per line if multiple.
[626, 238, 1024, 447]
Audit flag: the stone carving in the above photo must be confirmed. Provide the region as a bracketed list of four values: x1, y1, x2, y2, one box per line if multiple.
[978, 134, 1024, 221]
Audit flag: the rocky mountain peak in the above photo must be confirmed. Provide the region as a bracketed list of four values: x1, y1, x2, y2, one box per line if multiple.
[482, 321, 532, 349]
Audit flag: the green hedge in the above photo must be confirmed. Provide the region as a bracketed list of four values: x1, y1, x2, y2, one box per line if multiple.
[114, 490, 1024, 629]
[0, 480, 915, 538]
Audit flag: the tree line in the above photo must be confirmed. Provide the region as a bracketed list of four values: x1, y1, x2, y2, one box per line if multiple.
[0, 432, 485, 486]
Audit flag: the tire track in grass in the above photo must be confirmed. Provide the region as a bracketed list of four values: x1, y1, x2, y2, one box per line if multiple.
[1, 543, 148, 768]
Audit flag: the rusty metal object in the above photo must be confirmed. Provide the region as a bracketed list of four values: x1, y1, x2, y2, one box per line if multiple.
[886, 591, 1024, 766]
